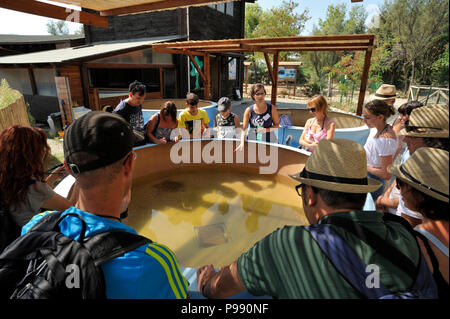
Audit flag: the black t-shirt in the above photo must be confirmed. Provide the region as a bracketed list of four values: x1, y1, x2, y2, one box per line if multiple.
[113, 100, 145, 134]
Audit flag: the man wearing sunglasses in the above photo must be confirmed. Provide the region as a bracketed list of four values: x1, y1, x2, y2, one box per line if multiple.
[197, 139, 437, 299]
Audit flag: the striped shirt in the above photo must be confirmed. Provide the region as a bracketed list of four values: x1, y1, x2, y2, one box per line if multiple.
[237, 211, 420, 298]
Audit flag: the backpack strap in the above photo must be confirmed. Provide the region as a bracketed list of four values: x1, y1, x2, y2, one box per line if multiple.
[306, 218, 439, 298]
[83, 230, 152, 266]
[321, 215, 419, 278]
[304, 224, 391, 298]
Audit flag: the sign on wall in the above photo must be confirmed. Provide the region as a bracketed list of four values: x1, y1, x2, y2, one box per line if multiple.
[278, 67, 296, 81]
[228, 58, 236, 80]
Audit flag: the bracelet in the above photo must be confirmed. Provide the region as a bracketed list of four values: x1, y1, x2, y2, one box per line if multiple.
[120, 208, 128, 220]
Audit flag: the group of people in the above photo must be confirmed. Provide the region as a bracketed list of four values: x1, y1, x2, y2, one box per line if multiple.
[0, 79, 448, 299]
[112, 81, 282, 147]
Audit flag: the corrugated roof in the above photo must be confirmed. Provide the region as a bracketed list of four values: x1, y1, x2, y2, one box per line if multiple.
[0, 34, 84, 44]
[0, 35, 182, 65]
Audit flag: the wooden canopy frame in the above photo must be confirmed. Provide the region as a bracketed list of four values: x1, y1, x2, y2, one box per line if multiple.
[153, 34, 375, 115]
[0, 0, 245, 28]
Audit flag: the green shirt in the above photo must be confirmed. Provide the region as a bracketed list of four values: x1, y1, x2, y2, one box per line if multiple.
[237, 211, 420, 299]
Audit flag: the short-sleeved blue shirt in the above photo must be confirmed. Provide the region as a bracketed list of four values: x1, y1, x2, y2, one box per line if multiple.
[22, 207, 189, 299]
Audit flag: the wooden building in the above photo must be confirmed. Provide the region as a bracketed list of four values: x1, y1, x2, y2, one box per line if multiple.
[0, 1, 248, 124]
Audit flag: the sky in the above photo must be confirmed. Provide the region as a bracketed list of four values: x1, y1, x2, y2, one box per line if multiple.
[0, 0, 384, 36]
[256, 0, 384, 35]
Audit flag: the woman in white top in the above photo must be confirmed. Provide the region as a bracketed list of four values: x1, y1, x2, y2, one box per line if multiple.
[362, 100, 397, 202]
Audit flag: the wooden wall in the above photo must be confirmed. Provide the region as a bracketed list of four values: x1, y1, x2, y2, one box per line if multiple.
[57, 65, 85, 106]
[85, 9, 181, 43]
[189, 4, 245, 40]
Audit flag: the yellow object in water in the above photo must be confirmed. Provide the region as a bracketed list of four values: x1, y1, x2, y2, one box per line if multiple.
[128, 166, 307, 267]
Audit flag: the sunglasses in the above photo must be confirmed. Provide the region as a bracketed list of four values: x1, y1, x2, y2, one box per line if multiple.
[255, 92, 266, 96]
[395, 178, 405, 189]
[295, 183, 305, 197]
[189, 105, 198, 109]
[404, 124, 443, 133]
[308, 108, 316, 113]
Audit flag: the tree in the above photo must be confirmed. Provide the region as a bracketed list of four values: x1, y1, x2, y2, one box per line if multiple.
[244, 1, 310, 82]
[245, 3, 263, 38]
[373, 0, 449, 92]
[46, 20, 70, 35]
[304, 3, 367, 96]
[252, 0, 310, 40]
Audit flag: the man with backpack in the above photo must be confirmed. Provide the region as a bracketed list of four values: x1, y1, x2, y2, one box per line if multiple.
[0, 112, 189, 299]
[196, 138, 438, 299]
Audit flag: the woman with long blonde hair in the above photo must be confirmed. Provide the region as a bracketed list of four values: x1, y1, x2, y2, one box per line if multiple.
[299, 95, 335, 152]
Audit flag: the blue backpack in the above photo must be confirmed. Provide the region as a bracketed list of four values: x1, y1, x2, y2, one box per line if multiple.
[304, 214, 438, 299]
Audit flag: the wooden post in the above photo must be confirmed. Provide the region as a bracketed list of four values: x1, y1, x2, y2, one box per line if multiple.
[28, 67, 37, 95]
[244, 64, 249, 94]
[204, 53, 210, 100]
[356, 47, 372, 116]
[55, 76, 74, 127]
[415, 87, 421, 101]
[271, 51, 279, 106]
[263, 53, 274, 85]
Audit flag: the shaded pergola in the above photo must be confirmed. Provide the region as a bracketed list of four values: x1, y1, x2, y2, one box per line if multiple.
[153, 34, 375, 115]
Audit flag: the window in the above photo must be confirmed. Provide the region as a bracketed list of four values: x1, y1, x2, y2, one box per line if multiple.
[208, 2, 234, 16]
[34, 68, 57, 96]
[0, 68, 33, 95]
[89, 68, 161, 92]
[226, 2, 234, 16]
[217, 3, 225, 13]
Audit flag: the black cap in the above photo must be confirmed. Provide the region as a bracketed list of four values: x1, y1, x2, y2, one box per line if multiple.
[63, 111, 143, 174]
[217, 97, 231, 112]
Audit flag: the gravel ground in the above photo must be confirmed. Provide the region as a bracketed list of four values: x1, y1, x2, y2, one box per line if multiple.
[47, 137, 64, 167]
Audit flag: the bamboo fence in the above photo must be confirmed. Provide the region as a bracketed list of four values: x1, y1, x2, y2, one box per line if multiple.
[0, 95, 30, 132]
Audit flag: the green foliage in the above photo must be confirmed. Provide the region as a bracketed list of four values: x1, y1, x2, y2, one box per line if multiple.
[245, 1, 310, 61]
[0, 79, 21, 109]
[26, 102, 35, 127]
[245, 3, 263, 38]
[304, 3, 367, 81]
[372, 0, 449, 90]
[46, 20, 70, 35]
[431, 45, 449, 86]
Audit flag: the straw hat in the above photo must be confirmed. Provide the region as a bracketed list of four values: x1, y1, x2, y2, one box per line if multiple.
[388, 148, 449, 203]
[398, 106, 449, 138]
[372, 84, 397, 100]
[290, 139, 382, 193]
[425, 103, 449, 110]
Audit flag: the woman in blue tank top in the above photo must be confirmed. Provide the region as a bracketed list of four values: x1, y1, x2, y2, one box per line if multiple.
[236, 83, 279, 150]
